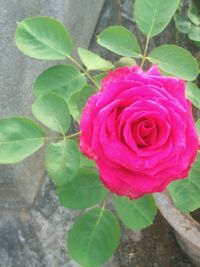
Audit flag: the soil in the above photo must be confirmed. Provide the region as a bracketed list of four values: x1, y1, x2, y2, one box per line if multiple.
[116, 212, 194, 267]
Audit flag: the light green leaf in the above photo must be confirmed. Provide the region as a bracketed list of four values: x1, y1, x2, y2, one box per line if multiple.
[174, 14, 191, 34]
[34, 64, 86, 99]
[196, 119, 200, 135]
[32, 93, 71, 133]
[45, 140, 80, 185]
[67, 208, 120, 267]
[186, 82, 200, 109]
[57, 169, 107, 209]
[78, 47, 114, 71]
[114, 195, 157, 230]
[189, 26, 200, 42]
[168, 153, 200, 212]
[149, 45, 199, 81]
[115, 57, 137, 67]
[15, 16, 73, 60]
[0, 117, 44, 163]
[134, 0, 180, 37]
[97, 26, 141, 57]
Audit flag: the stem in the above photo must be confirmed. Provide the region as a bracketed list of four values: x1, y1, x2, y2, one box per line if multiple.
[140, 34, 151, 68]
[68, 56, 100, 90]
[116, 0, 122, 25]
[44, 131, 80, 142]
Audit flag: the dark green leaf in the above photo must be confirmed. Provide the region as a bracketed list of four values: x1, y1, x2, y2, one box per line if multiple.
[45, 140, 80, 185]
[174, 14, 191, 33]
[67, 208, 120, 267]
[0, 117, 44, 163]
[15, 16, 73, 60]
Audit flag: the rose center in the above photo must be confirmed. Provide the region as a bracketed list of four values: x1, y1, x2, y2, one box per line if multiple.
[131, 119, 157, 148]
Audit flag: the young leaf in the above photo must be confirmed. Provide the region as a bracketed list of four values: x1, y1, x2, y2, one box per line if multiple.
[57, 169, 107, 209]
[97, 26, 141, 57]
[15, 16, 73, 60]
[67, 91, 81, 122]
[114, 195, 157, 230]
[186, 82, 200, 109]
[134, 0, 180, 37]
[32, 93, 71, 134]
[189, 26, 200, 42]
[174, 14, 191, 34]
[168, 153, 200, 213]
[149, 45, 199, 81]
[115, 57, 137, 67]
[78, 48, 114, 71]
[34, 64, 86, 99]
[67, 208, 120, 267]
[45, 140, 80, 185]
[0, 117, 44, 163]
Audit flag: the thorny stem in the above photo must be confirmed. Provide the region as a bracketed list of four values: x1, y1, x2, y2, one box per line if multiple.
[68, 56, 100, 90]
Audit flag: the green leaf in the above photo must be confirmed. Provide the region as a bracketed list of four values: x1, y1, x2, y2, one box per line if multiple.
[97, 26, 141, 57]
[78, 48, 114, 71]
[93, 73, 107, 87]
[168, 152, 200, 212]
[189, 26, 200, 42]
[0, 117, 44, 164]
[67, 208, 120, 267]
[45, 140, 80, 185]
[67, 91, 81, 122]
[149, 45, 199, 81]
[174, 14, 191, 34]
[77, 85, 95, 113]
[114, 57, 137, 67]
[67, 84, 95, 122]
[114, 195, 157, 230]
[57, 169, 107, 209]
[80, 154, 96, 169]
[34, 64, 86, 99]
[186, 82, 200, 109]
[15, 16, 73, 60]
[196, 119, 200, 135]
[188, 4, 200, 26]
[32, 93, 71, 133]
[134, 0, 180, 37]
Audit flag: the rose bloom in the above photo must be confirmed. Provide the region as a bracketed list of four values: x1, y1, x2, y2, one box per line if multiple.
[80, 65, 199, 199]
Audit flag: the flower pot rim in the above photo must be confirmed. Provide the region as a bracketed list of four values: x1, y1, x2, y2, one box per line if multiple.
[153, 191, 200, 248]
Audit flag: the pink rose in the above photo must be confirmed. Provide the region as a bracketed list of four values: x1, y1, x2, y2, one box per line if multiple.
[80, 65, 199, 199]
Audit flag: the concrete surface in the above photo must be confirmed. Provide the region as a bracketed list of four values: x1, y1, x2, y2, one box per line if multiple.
[0, 0, 104, 209]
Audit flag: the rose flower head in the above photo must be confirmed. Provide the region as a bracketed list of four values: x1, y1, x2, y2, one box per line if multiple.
[80, 65, 199, 199]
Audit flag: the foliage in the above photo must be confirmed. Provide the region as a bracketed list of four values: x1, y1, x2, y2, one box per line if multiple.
[0, 0, 199, 266]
